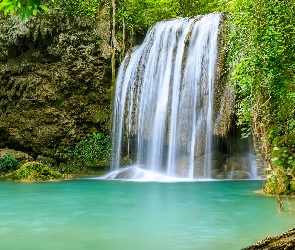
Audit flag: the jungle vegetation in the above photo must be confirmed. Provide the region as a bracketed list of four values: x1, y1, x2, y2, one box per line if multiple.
[0, 0, 294, 195]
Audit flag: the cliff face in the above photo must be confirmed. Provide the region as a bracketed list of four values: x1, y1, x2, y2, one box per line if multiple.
[0, 10, 112, 159]
[212, 13, 234, 137]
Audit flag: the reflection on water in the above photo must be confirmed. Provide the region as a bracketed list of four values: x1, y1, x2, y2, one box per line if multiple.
[0, 179, 294, 250]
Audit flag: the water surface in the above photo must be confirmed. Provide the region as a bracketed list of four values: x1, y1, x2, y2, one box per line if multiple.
[0, 179, 294, 249]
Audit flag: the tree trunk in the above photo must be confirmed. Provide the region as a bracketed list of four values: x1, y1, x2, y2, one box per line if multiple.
[122, 15, 126, 61]
[111, 0, 116, 85]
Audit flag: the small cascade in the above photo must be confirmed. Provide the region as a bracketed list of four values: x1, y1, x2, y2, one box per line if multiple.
[109, 13, 258, 180]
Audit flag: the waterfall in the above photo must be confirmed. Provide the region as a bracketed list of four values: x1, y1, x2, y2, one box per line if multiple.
[109, 13, 258, 180]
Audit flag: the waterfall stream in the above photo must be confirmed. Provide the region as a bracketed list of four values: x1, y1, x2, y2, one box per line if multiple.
[108, 13, 258, 180]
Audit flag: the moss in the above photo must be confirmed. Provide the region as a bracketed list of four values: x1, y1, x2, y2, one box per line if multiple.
[6, 161, 70, 181]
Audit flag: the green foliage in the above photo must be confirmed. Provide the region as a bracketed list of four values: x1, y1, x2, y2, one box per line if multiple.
[6, 161, 68, 181]
[53, 133, 110, 174]
[264, 165, 290, 195]
[71, 132, 111, 168]
[0, 153, 19, 172]
[117, 0, 179, 33]
[55, 0, 100, 19]
[117, 0, 219, 34]
[221, 0, 295, 195]
[0, 0, 53, 19]
[177, 0, 219, 17]
[51, 0, 219, 34]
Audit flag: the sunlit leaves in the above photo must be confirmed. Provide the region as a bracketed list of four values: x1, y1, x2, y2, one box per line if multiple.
[0, 0, 53, 19]
[116, 0, 219, 34]
[222, 0, 295, 194]
[60, 0, 100, 19]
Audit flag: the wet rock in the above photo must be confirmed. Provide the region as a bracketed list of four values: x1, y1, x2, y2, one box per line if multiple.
[106, 167, 145, 179]
[176, 156, 189, 177]
[194, 151, 227, 177]
[211, 168, 225, 179]
[212, 13, 235, 137]
[227, 171, 251, 179]
[221, 155, 252, 173]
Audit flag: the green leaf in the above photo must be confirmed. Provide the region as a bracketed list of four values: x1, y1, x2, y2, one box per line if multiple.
[0, 1, 12, 10]
[27, 8, 31, 18]
[21, 9, 26, 20]
[4, 6, 10, 15]
[39, 5, 48, 11]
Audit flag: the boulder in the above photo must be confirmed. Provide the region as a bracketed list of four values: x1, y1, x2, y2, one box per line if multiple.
[221, 155, 252, 173]
[0, 148, 33, 162]
[194, 151, 227, 178]
[227, 171, 251, 179]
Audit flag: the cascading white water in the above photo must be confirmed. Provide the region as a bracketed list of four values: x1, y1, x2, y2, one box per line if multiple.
[111, 13, 221, 179]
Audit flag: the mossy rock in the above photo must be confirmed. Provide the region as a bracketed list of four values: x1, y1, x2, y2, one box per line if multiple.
[6, 162, 70, 181]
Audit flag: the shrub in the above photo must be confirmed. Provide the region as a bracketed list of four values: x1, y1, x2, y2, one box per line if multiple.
[72, 133, 111, 168]
[0, 153, 19, 172]
[6, 162, 69, 181]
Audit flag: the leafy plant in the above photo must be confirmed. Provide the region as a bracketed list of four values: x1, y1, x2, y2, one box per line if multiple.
[56, 0, 101, 19]
[0, 0, 53, 19]
[0, 153, 19, 172]
[220, 0, 295, 195]
[6, 161, 69, 181]
[71, 132, 111, 168]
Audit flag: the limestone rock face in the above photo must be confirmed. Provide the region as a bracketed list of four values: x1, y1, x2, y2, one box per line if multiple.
[212, 13, 235, 137]
[0, 10, 112, 158]
[0, 148, 33, 162]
